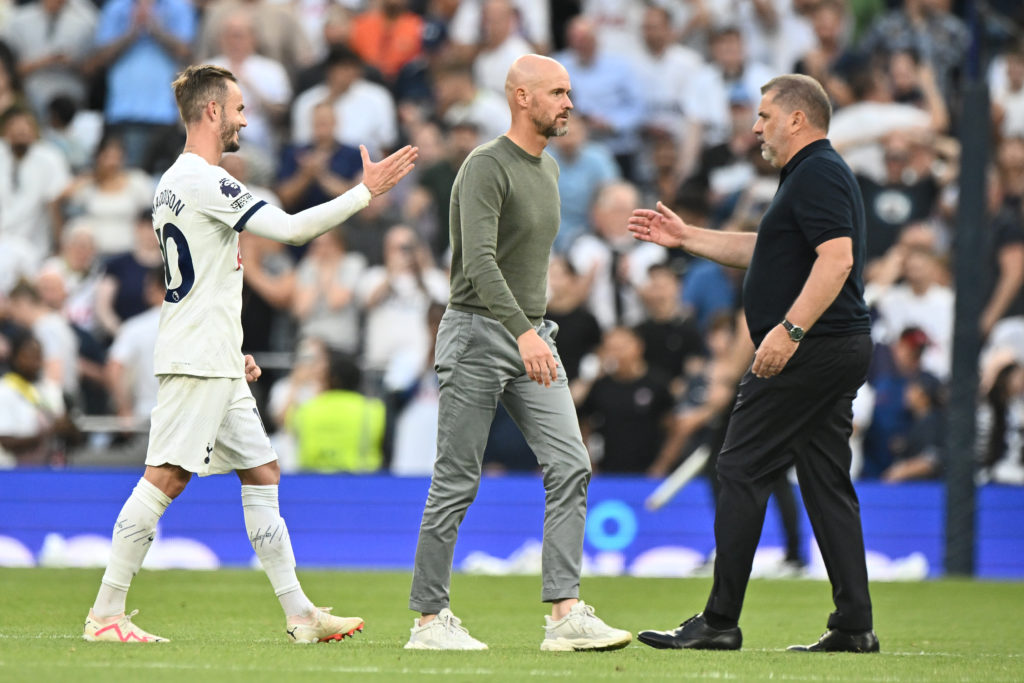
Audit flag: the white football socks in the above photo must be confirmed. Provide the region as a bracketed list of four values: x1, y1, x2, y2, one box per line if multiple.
[92, 477, 172, 618]
[241, 484, 315, 618]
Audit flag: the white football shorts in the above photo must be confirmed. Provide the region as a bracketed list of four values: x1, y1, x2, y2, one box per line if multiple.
[145, 375, 276, 476]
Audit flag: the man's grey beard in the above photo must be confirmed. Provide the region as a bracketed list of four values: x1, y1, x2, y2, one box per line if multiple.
[533, 113, 569, 139]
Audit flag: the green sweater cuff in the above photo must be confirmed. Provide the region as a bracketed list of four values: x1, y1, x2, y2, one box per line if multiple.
[504, 311, 534, 339]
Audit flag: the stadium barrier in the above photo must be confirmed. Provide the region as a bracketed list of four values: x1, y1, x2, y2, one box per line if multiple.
[0, 471, 1021, 578]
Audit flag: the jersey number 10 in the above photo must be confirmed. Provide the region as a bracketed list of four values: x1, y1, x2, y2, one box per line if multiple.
[156, 222, 195, 303]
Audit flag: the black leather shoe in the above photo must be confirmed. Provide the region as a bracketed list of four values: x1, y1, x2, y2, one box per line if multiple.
[637, 613, 742, 650]
[788, 628, 880, 653]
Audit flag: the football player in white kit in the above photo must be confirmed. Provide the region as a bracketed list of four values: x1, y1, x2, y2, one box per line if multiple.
[82, 65, 417, 644]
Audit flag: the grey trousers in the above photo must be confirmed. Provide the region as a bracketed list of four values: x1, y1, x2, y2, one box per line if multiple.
[409, 309, 592, 613]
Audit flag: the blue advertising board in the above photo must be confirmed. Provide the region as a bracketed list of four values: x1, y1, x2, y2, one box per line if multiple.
[0, 471, 1021, 578]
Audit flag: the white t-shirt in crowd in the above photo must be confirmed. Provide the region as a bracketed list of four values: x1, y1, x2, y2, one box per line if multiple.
[108, 306, 161, 417]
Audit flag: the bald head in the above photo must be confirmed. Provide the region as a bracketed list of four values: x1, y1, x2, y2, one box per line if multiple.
[505, 54, 569, 104]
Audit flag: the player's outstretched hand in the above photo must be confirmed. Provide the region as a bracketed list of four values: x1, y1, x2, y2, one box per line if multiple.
[360, 144, 418, 197]
[628, 201, 688, 249]
[244, 354, 262, 383]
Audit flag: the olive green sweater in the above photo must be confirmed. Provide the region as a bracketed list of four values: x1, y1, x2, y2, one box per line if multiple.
[447, 136, 561, 338]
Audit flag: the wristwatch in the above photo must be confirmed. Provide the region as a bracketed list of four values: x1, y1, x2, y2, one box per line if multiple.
[781, 319, 805, 342]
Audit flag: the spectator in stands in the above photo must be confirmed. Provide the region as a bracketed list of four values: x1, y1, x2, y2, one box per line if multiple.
[7, 279, 79, 398]
[56, 133, 154, 258]
[350, 0, 424, 96]
[357, 225, 448, 393]
[290, 350, 385, 473]
[89, 0, 195, 174]
[0, 105, 71, 266]
[638, 131, 689, 215]
[686, 25, 775, 149]
[859, 0, 969, 106]
[0, 328, 75, 466]
[888, 48, 948, 123]
[195, 0, 314, 82]
[857, 134, 942, 262]
[545, 255, 602, 386]
[555, 15, 644, 178]
[431, 60, 509, 142]
[291, 227, 365, 355]
[105, 266, 163, 423]
[793, 0, 849, 86]
[632, 4, 704, 179]
[862, 326, 939, 479]
[292, 4, 354, 94]
[829, 62, 946, 182]
[208, 10, 291, 169]
[546, 116, 620, 253]
[881, 372, 945, 482]
[40, 223, 103, 338]
[0, 45, 26, 114]
[469, 0, 536, 96]
[980, 160, 1024, 364]
[389, 302, 446, 476]
[93, 210, 163, 340]
[239, 230, 295, 359]
[276, 101, 361, 213]
[869, 243, 953, 380]
[290, 45, 397, 158]
[720, 0, 817, 77]
[1, 0, 96, 119]
[991, 41, 1024, 142]
[685, 93, 760, 225]
[678, 204, 741, 336]
[404, 120, 479, 259]
[569, 181, 667, 330]
[977, 354, 1024, 485]
[449, 0, 550, 58]
[635, 263, 706, 394]
[42, 95, 102, 173]
[267, 335, 327, 435]
[577, 326, 674, 473]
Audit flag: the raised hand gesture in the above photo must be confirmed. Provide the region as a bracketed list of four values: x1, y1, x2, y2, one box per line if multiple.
[627, 201, 690, 249]
[360, 145, 419, 197]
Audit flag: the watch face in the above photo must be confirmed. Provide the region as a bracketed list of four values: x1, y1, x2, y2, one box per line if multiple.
[790, 327, 804, 342]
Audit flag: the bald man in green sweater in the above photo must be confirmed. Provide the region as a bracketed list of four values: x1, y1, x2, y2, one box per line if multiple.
[404, 55, 632, 652]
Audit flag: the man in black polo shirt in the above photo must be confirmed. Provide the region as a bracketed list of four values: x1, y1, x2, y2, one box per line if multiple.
[627, 74, 879, 654]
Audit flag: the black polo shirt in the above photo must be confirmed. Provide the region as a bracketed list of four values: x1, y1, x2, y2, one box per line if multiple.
[742, 139, 871, 346]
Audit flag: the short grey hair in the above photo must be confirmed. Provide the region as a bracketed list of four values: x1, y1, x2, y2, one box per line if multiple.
[761, 74, 832, 132]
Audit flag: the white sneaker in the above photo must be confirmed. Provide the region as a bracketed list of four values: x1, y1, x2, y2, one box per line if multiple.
[83, 609, 169, 643]
[540, 601, 631, 652]
[404, 608, 488, 650]
[286, 607, 364, 644]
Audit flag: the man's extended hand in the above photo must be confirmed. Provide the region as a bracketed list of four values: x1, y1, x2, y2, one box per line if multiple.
[244, 354, 262, 383]
[627, 201, 689, 249]
[751, 324, 799, 378]
[517, 328, 558, 387]
[360, 145, 418, 197]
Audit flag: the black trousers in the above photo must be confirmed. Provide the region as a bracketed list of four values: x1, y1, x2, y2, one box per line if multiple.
[705, 333, 874, 631]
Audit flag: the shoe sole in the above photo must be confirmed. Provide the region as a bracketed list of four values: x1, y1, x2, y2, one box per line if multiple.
[403, 641, 489, 650]
[636, 633, 739, 650]
[787, 645, 880, 653]
[540, 635, 632, 652]
[82, 633, 169, 643]
[291, 622, 364, 644]
[403, 643, 487, 651]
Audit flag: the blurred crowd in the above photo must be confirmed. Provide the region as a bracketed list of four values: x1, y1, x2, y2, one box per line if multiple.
[0, 0, 1022, 486]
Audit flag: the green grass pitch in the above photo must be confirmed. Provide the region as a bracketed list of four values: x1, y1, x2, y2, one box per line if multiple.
[0, 568, 1021, 682]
